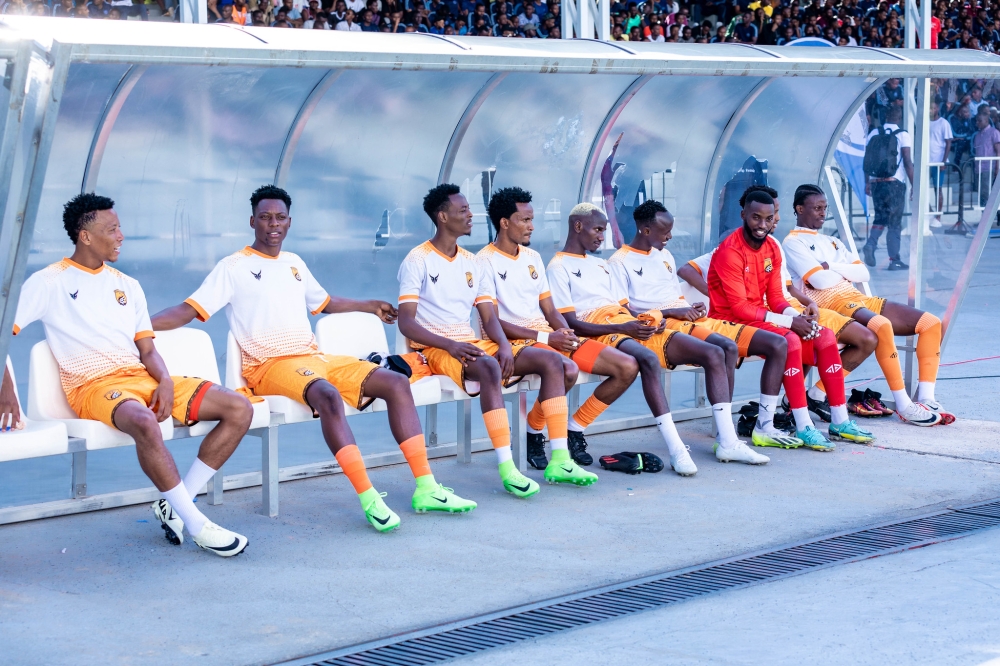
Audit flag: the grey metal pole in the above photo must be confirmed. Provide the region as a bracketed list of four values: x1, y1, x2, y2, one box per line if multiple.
[903, 78, 931, 395]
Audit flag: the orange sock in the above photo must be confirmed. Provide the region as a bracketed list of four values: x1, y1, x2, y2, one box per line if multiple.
[334, 444, 373, 494]
[570, 395, 610, 430]
[526, 400, 546, 432]
[483, 408, 510, 450]
[398, 434, 432, 479]
[540, 396, 569, 441]
[914, 312, 942, 383]
[868, 314, 904, 391]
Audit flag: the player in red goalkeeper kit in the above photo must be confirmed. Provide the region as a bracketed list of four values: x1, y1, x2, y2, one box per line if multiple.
[707, 188, 874, 449]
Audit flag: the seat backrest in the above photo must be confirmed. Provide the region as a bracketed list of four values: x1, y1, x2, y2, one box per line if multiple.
[27, 341, 77, 421]
[395, 327, 413, 355]
[154, 328, 222, 385]
[225, 331, 248, 390]
[315, 312, 390, 359]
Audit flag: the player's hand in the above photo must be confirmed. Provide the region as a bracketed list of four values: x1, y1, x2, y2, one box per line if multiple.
[820, 262, 830, 270]
[665, 307, 701, 322]
[0, 377, 20, 431]
[804, 302, 820, 319]
[790, 316, 815, 339]
[692, 302, 708, 319]
[548, 328, 581, 353]
[150, 378, 174, 423]
[446, 341, 486, 367]
[370, 301, 398, 324]
[496, 344, 515, 382]
[621, 320, 658, 341]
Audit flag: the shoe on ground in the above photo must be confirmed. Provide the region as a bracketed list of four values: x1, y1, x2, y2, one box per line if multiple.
[807, 394, 832, 422]
[412, 483, 477, 513]
[796, 425, 835, 451]
[863, 245, 876, 267]
[930, 215, 943, 228]
[191, 521, 248, 557]
[847, 388, 883, 417]
[751, 424, 803, 449]
[916, 399, 956, 425]
[598, 452, 642, 474]
[828, 419, 875, 444]
[544, 451, 598, 486]
[896, 401, 942, 427]
[714, 440, 770, 465]
[567, 430, 593, 466]
[887, 259, 909, 271]
[669, 446, 698, 476]
[361, 490, 401, 532]
[152, 499, 184, 546]
[526, 432, 548, 470]
[500, 463, 540, 498]
[633, 452, 664, 473]
[863, 388, 894, 416]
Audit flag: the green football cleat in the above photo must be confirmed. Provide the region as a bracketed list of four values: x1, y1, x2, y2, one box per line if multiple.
[796, 426, 836, 451]
[412, 481, 477, 514]
[499, 460, 540, 498]
[828, 420, 875, 444]
[751, 426, 803, 449]
[359, 488, 401, 533]
[544, 450, 598, 486]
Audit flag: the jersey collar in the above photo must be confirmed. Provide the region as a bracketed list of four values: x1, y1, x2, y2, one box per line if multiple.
[623, 244, 651, 255]
[245, 246, 279, 260]
[489, 243, 520, 261]
[424, 240, 460, 262]
[63, 258, 105, 275]
[555, 251, 586, 258]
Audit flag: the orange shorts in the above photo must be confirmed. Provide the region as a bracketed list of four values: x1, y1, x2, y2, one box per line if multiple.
[68, 370, 214, 430]
[786, 297, 855, 338]
[421, 339, 535, 396]
[687, 317, 759, 357]
[584, 308, 678, 370]
[802, 284, 886, 317]
[527, 326, 608, 374]
[253, 353, 379, 412]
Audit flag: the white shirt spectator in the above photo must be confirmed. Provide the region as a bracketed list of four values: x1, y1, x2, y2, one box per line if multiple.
[867, 122, 911, 183]
[928, 116, 954, 164]
[344, 0, 365, 11]
[517, 11, 539, 26]
[336, 19, 362, 29]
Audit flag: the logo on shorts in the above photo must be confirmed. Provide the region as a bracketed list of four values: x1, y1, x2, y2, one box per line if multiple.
[764, 258, 773, 273]
[609, 335, 619, 343]
[825, 363, 843, 374]
[104, 390, 122, 400]
[296, 368, 315, 377]
[783, 367, 800, 377]
[114, 289, 127, 306]
[664, 262, 673, 274]
[528, 265, 538, 279]
[847, 302, 856, 309]
[465, 271, 474, 288]
[291, 267, 302, 282]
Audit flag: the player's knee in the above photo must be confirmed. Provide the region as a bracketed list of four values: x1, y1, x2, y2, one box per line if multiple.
[562, 359, 580, 387]
[857, 327, 878, 355]
[615, 355, 640, 382]
[313, 385, 345, 415]
[784, 333, 801, 355]
[814, 327, 837, 349]
[478, 355, 502, 382]
[221, 391, 253, 428]
[129, 407, 162, 442]
[383, 369, 412, 398]
[634, 348, 660, 374]
[703, 344, 726, 370]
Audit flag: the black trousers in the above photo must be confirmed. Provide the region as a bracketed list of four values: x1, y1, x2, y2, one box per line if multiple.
[865, 179, 906, 261]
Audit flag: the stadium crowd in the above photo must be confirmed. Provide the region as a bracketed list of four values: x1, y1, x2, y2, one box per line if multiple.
[5, 0, 1000, 52]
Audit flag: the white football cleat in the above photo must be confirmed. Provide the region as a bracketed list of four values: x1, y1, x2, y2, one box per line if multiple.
[192, 521, 248, 558]
[715, 440, 770, 465]
[917, 399, 956, 425]
[152, 499, 184, 546]
[669, 446, 698, 477]
[896, 401, 942, 427]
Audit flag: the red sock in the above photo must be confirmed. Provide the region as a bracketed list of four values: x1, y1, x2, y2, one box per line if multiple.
[781, 331, 807, 410]
[813, 328, 847, 407]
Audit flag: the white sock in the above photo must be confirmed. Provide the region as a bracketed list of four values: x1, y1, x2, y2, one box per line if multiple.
[891, 389, 914, 412]
[655, 413, 687, 458]
[567, 416, 586, 433]
[527, 424, 543, 434]
[183, 457, 218, 500]
[495, 445, 513, 465]
[830, 403, 849, 424]
[712, 402, 740, 447]
[162, 482, 208, 537]
[916, 381, 936, 402]
[550, 437, 568, 451]
[807, 385, 826, 401]
[756, 394, 780, 431]
[792, 407, 814, 431]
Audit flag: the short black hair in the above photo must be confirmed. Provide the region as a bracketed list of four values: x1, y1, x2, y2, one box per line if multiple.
[793, 184, 825, 209]
[633, 199, 669, 226]
[63, 193, 115, 244]
[742, 189, 774, 209]
[487, 186, 532, 231]
[423, 183, 462, 224]
[250, 185, 291, 213]
[739, 185, 778, 208]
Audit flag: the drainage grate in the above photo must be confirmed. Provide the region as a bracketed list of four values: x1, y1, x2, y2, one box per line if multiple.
[279, 498, 1000, 666]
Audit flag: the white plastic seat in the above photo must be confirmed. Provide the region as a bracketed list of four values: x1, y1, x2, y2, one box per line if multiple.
[28, 341, 172, 449]
[225, 332, 315, 424]
[0, 357, 69, 463]
[154, 327, 270, 436]
[315, 311, 441, 411]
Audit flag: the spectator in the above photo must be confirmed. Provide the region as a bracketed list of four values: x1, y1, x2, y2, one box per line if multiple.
[967, 86, 988, 116]
[517, 2, 538, 28]
[107, 6, 122, 18]
[758, 11, 783, 43]
[950, 103, 976, 164]
[231, 0, 248, 24]
[734, 10, 758, 42]
[646, 21, 665, 40]
[72, 2, 91, 16]
[312, 12, 330, 27]
[546, 24, 560, 38]
[53, 0, 75, 17]
[360, 8, 379, 29]
[215, 0, 237, 22]
[973, 111, 1000, 202]
[928, 102, 953, 224]
[251, 9, 266, 25]
[88, 0, 110, 17]
[336, 7, 361, 28]
[863, 105, 912, 271]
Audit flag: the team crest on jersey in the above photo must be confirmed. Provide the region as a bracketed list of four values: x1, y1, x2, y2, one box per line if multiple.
[291, 267, 302, 282]
[528, 265, 538, 279]
[465, 271, 474, 288]
[104, 390, 122, 400]
[296, 367, 315, 377]
[763, 258, 773, 273]
[664, 262, 673, 274]
[114, 289, 127, 306]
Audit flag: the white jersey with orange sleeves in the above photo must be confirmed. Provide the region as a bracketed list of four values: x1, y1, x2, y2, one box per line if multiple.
[185, 247, 331, 388]
[607, 245, 687, 311]
[546, 252, 626, 320]
[475, 243, 550, 330]
[13, 258, 153, 394]
[782, 228, 870, 293]
[398, 240, 494, 343]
